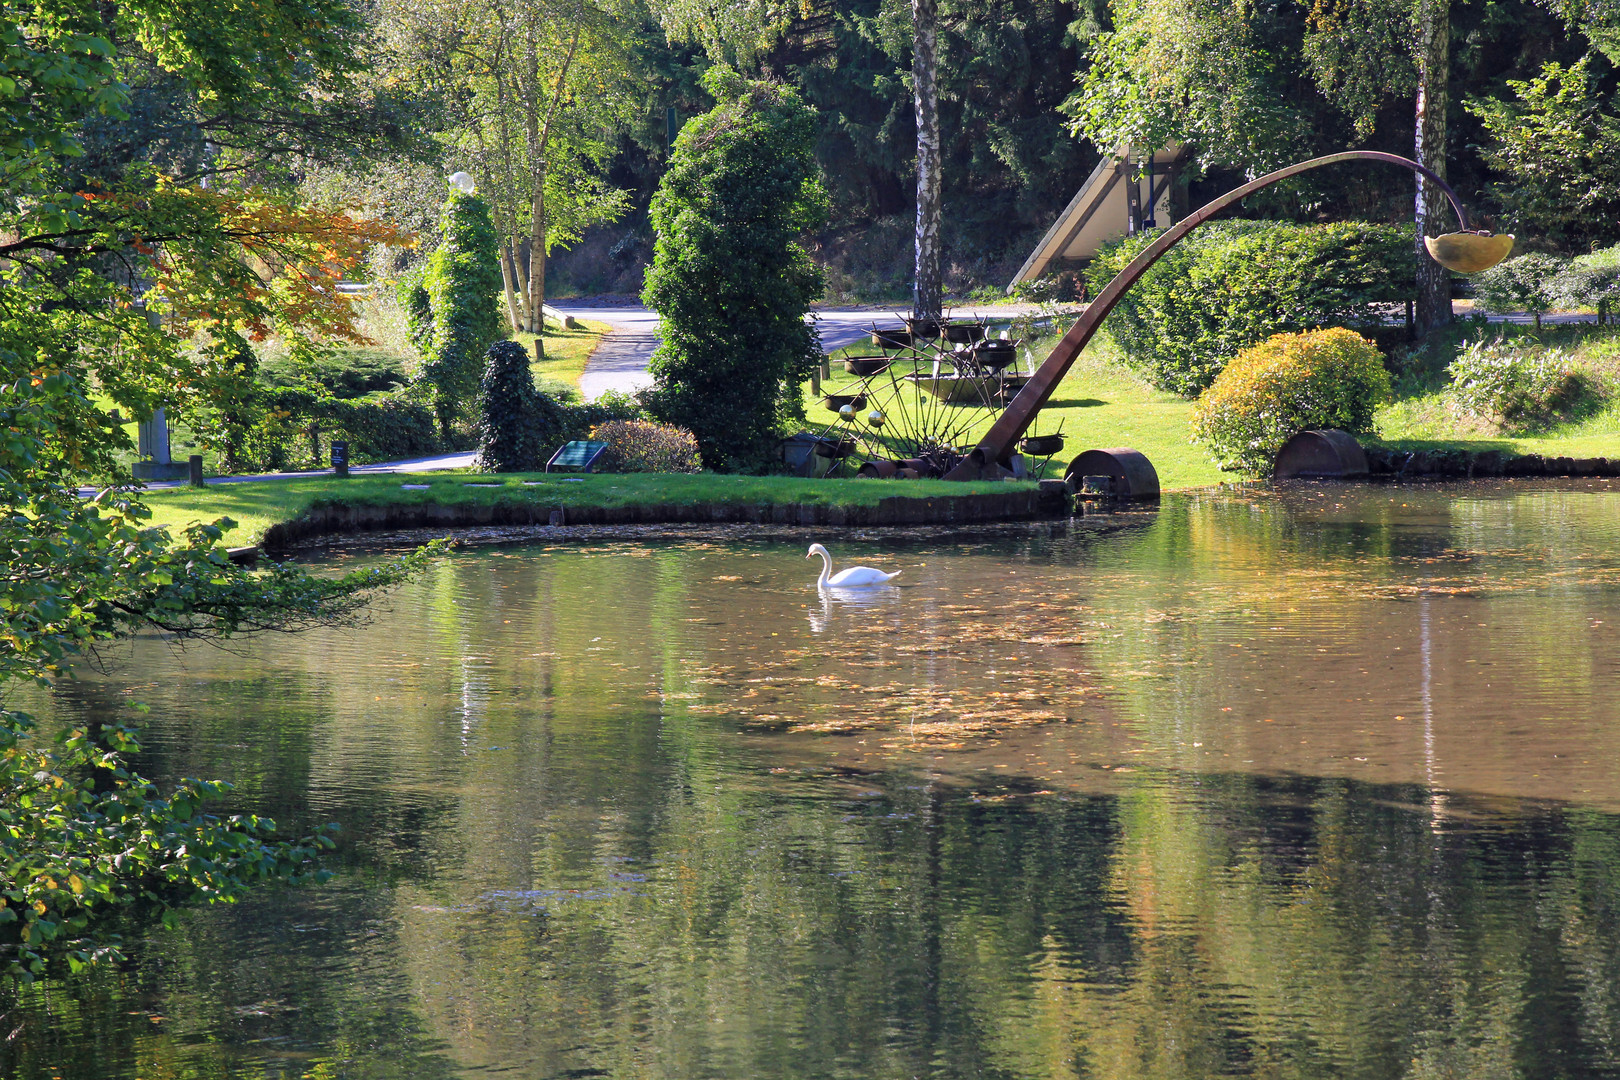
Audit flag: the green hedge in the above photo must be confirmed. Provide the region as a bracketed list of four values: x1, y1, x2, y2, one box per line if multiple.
[1086, 220, 1415, 396]
[255, 387, 443, 470]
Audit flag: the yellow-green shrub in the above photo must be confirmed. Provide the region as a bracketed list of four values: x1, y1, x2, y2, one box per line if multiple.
[1192, 328, 1391, 475]
[590, 419, 701, 474]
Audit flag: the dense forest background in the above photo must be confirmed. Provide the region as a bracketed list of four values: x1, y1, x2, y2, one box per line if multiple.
[296, 0, 1619, 300]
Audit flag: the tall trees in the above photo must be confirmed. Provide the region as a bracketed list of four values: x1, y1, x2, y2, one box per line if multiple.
[1468, 55, 1620, 250]
[2, 0, 434, 979]
[644, 0, 927, 314]
[383, 0, 637, 339]
[1064, 0, 1316, 171]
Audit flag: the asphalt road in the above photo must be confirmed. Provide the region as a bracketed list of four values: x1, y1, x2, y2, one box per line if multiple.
[565, 303, 1042, 400]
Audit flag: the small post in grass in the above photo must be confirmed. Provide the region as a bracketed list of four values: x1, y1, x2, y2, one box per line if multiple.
[331, 440, 349, 478]
[188, 454, 204, 488]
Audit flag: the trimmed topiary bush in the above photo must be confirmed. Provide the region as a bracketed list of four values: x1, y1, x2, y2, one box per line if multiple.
[1472, 252, 1570, 331]
[473, 340, 566, 472]
[642, 68, 828, 472]
[1087, 221, 1415, 396]
[590, 419, 702, 473]
[1446, 338, 1587, 431]
[1192, 327, 1392, 475]
[417, 188, 506, 434]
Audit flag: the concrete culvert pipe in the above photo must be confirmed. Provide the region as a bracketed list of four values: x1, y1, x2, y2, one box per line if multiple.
[1064, 448, 1160, 499]
[1273, 429, 1368, 480]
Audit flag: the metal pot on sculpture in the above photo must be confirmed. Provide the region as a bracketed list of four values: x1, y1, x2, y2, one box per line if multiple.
[903, 315, 942, 338]
[844, 357, 892, 377]
[824, 393, 866, 414]
[943, 322, 986, 344]
[871, 328, 913, 350]
[1019, 434, 1066, 457]
[974, 340, 1019, 372]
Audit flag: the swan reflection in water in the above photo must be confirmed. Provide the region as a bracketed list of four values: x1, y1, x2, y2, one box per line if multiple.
[808, 581, 903, 633]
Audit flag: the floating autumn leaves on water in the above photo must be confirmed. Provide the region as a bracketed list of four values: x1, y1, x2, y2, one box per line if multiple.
[667, 580, 1101, 744]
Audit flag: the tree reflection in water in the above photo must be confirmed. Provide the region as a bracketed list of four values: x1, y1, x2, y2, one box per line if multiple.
[6, 481, 1620, 1079]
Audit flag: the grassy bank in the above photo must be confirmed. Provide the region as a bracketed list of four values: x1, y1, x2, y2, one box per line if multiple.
[818, 318, 1620, 485]
[1374, 320, 1620, 458]
[143, 472, 1030, 545]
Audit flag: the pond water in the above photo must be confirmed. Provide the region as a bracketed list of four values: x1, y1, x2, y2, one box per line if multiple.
[8, 480, 1620, 1079]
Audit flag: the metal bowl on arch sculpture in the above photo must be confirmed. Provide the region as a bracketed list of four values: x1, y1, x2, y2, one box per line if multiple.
[1424, 232, 1515, 274]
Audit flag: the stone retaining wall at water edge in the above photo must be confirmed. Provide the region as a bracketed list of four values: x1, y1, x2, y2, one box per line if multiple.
[260, 489, 1044, 550]
[1366, 448, 1620, 479]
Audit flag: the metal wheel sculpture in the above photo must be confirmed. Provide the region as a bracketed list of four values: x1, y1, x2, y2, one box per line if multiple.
[810, 314, 1068, 478]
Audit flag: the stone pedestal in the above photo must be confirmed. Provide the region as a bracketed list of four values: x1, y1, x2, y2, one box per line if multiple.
[133, 407, 189, 480]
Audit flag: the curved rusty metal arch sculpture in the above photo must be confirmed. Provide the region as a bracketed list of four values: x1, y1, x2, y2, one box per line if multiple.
[944, 150, 1511, 480]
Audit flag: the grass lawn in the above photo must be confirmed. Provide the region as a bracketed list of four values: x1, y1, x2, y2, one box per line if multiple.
[819, 318, 1620, 486]
[515, 318, 612, 390]
[142, 472, 1028, 545]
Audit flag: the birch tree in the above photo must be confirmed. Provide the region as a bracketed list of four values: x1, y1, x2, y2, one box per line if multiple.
[1411, 0, 1452, 331]
[911, 0, 942, 321]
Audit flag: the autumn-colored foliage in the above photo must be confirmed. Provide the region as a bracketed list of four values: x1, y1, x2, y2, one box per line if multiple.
[591, 419, 703, 473]
[112, 184, 411, 343]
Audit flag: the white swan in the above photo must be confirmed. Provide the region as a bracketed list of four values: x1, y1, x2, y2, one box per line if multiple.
[807, 543, 901, 588]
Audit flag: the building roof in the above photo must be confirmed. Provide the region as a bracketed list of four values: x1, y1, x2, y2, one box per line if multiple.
[1006, 143, 1186, 292]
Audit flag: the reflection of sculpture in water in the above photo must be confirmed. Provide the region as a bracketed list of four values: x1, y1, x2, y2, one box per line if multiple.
[807, 543, 902, 588]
